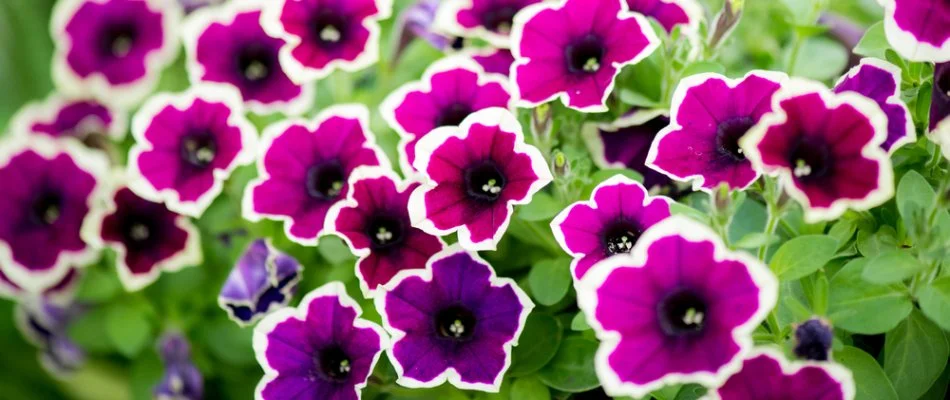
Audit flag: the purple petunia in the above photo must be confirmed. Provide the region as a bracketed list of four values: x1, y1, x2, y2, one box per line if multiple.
[129, 85, 257, 218]
[705, 348, 855, 400]
[218, 239, 302, 327]
[468, 48, 516, 78]
[51, 0, 182, 108]
[154, 333, 204, 400]
[326, 167, 445, 298]
[625, 0, 702, 34]
[793, 318, 835, 362]
[647, 71, 787, 192]
[260, 0, 393, 83]
[0, 268, 81, 302]
[375, 247, 533, 392]
[15, 299, 86, 376]
[576, 216, 778, 398]
[408, 108, 552, 251]
[833, 58, 915, 153]
[253, 282, 388, 400]
[10, 95, 127, 143]
[582, 109, 675, 191]
[435, 0, 544, 48]
[740, 79, 894, 222]
[551, 175, 671, 280]
[182, 0, 314, 115]
[381, 56, 513, 174]
[511, 0, 660, 112]
[878, 0, 950, 62]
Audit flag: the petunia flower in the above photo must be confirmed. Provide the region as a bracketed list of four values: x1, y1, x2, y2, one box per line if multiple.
[468, 47, 515, 78]
[10, 95, 126, 142]
[218, 239, 302, 327]
[0, 137, 107, 293]
[408, 108, 552, 251]
[243, 104, 389, 245]
[253, 282, 388, 400]
[793, 318, 834, 362]
[435, 0, 543, 48]
[182, 0, 314, 116]
[260, 0, 393, 83]
[326, 167, 445, 298]
[704, 348, 855, 400]
[381, 56, 513, 174]
[155, 333, 204, 400]
[625, 0, 702, 34]
[576, 216, 778, 398]
[0, 268, 81, 302]
[931, 62, 949, 135]
[375, 247, 533, 392]
[878, 0, 950, 62]
[740, 79, 894, 222]
[646, 71, 787, 192]
[552, 175, 671, 280]
[129, 84, 257, 218]
[582, 109, 674, 191]
[833, 58, 915, 153]
[15, 299, 86, 376]
[50, 0, 182, 108]
[510, 0, 660, 112]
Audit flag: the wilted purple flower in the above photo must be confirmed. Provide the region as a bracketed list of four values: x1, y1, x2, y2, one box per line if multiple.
[155, 333, 204, 400]
[834, 58, 915, 153]
[878, 0, 950, 62]
[394, 0, 453, 60]
[15, 299, 86, 376]
[708, 349, 855, 399]
[794, 318, 835, 362]
[218, 240, 302, 327]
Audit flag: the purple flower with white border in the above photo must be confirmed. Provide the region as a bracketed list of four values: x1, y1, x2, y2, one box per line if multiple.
[793, 318, 834, 362]
[129, 84, 257, 218]
[511, 0, 660, 112]
[408, 108, 552, 251]
[253, 282, 388, 400]
[10, 95, 126, 142]
[435, 0, 544, 48]
[582, 109, 674, 191]
[155, 333, 204, 400]
[381, 56, 513, 174]
[551, 175, 671, 280]
[375, 246, 533, 392]
[243, 104, 389, 245]
[182, 0, 314, 116]
[218, 239, 302, 327]
[178, 0, 223, 13]
[878, 0, 950, 62]
[326, 167, 445, 298]
[260, 0, 393, 83]
[50, 0, 182, 108]
[576, 216, 778, 398]
[0, 137, 107, 293]
[931, 62, 949, 135]
[646, 71, 787, 192]
[626, 0, 702, 34]
[468, 47, 515, 78]
[740, 79, 894, 222]
[833, 58, 915, 153]
[0, 268, 81, 302]
[705, 348, 855, 400]
[15, 299, 86, 377]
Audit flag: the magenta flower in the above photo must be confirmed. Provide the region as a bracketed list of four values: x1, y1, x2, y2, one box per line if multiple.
[878, 0, 950, 62]
[833, 58, 915, 153]
[582, 109, 675, 191]
[511, 0, 659, 112]
[0, 268, 81, 302]
[625, 0, 702, 34]
[10, 95, 126, 142]
[707, 349, 855, 400]
[381, 56, 513, 174]
[408, 108, 552, 251]
[576, 216, 778, 398]
[375, 247, 533, 392]
[647, 71, 787, 192]
[435, 0, 543, 48]
[243, 105, 389, 245]
[469, 48, 515, 78]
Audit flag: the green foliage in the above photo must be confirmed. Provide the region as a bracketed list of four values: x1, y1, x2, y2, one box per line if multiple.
[883, 311, 950, 400]
[537, 337, 601, 393]
[828, 258, 914, 334]
[835, 346, 898, 400]
[769, 235, 838, 280]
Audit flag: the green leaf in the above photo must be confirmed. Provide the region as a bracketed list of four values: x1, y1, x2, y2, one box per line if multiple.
[827, 218, 858, 250]
[511, 377, 551, 400]
[884, 310, 950, 400]
[617, 89, 662, 108]
[570, 312, 591, 331]
[770, 235, 838, 280]
[201, 319, 256, 365]
[835, 346, 899, 400]
[528, 258, 572, 306]
[918, 277, 950, 331]
[538, 337, 601, 393]
[509, 313, 563, 377]
[518, 192, 563, 222]
[862, 250, 927, 284]
[669, 202, 710, 224]
[919, 359, 950, 400]
[317, 236, 354, 265]
[105, 302, 152, 358]
[828, 258, 913, 334]
[857, 226, 900, 258]
[732, 232, 779, 249]
[854, 22, 888, 59]
[680, 61, 726, 77]
[792, 37, 848, 81]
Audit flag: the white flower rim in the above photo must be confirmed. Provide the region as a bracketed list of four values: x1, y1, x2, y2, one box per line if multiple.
[253, 281, 389, 400]
[374, 245, 535, 392]
[834, 57, 916, 154]
[879, 0, 950, 62]
[216, 238, 302, 327]
[932, 117, 950, 162]
[9, 94, 128, 140]
[434, 0, 518, 48]
[242, 104, 392, 246]
[408, 107, 553, 251]
[581, 108, 669, 170]
[575, 216, 779, 398]
[700, 347, 856, 400]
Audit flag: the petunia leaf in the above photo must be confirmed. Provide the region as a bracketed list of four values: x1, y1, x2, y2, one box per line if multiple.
[105, 302, 153, 358]
[896, 171, 938, 241]
[857, 226, 901, 258]
[528, 258, 572, 306]
[732, 232, 779, 249]
[537, 336, 600, 393]
[835, 346, 899, 400]
[510, 377, 551, 400]
[827, 217, 858, 251]
[570, 312, 591, 331]
[517, 192, 563, 222]
[861, 250, 928, 285]
[853, 22, 888, 59]
[680, 61, 726, 77]
[791, 37, 848, 81]
[317, 236, 355, 265]
[201, 319, 255, 366]
[769, 235, 838, 280]
[508, 313, 563, 377]
[828, 258, 913, 334]
[883, 310, 950, 400]
[917, 277, 950, 331]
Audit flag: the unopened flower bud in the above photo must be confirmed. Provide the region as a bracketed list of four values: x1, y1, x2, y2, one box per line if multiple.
[793, 318, 834, 361]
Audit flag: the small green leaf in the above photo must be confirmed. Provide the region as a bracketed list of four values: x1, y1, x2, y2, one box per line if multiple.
[538, 337, 601, 393]
[732, 232, 779, 249]
[617, 89, 662, 108]
[570, 312, 591, 331]
[862, 250, 928, 284]
[680, 61, 726, 77]
[827, 218, 858, 250]
[792, 37, 848, 81]
[835, 346, 899, 400]
[528, 258, 572, 306]
[105, 302, 152, 358]
[511, 377, 551, 400]
[770, 235, 838, 280]
[828, 258, 913, 334]
[854, 22, 888, 59]
[509, 313, 562, 377]
[918, 277, 950, 331]
[857, 226, 900, 258]
[317, 236, 354, 265]
[202, 319, 256, 365]
[884, 310, 950, 400]
[669, 202, 710, 224]
[518, 192, 563, 222]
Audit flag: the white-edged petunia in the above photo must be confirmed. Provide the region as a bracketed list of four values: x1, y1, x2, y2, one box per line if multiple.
[833, 58, 915, 154]
[703, 348, 855, 400]
[218, 239, 302, 327]
[435, 0, 544, 48]
[10, 95, 127, 143]
[878, 0, 950, 62]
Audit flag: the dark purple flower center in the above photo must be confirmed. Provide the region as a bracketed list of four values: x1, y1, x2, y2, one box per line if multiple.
[97, 22, 139, 59]
[316, 346, 352, 382]
[119, 213, 162, 251]
[602, 220, 642, 256]
[435, 103, 473, 127]
[234, 43, 276, 84]
[715, 116, 755, 163]
[937, 65, 950, 102]
[565, 34, 605, 75]
[793, 319, 834, 361]
[305, 161, 346, 201]
[435, 305, 477, 341]
[30, 192, 63, 226]
[787, 135, 834, 183]
[657, 288, 708, 337]
[311, 9, 348, 48]
[366, 215, 405, 251]
[450, 37, 467, 51]
[464, 161, 507, 203]
[480, 6, 518, 34]
[179, 133, 218, 169]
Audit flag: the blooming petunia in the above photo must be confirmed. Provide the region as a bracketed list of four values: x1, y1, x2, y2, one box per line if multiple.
[833, 58, 915, 153]
[243, 104, 389, 245]
[0, 137, 107, 292]
[182, 0, 314, 115]
[511, 0, 660, 112]
[468, 47, 515, 78]
[704, 348, 855, 400]
[15, 299, 86, 376]
[381, 56, 513, 174]
[408, 108, 552, 250]
[129, 84, 257, 217]
[576, 216, 778, 398]
[260, 0, 393, 82]
[435, 0, 543, 48]
[50, 0, 182, 108]
[155, 333, 204, 400]
[740, 79, 894, 222]
[793, 318, 835, 362]
[878, 0, 950, 62]
[326, 167, 444, 298]
[375, 247, 533, 392]
[647, 71, 787, 192]
[10, 95, 127, 143]
[625, 0, 702, 34]
[218, 239, 302, 327]
[551, 175, 671, 280]
[253, 282, 388, 400]
[582, 109, 675, 191]
[0, 268, 81, 302]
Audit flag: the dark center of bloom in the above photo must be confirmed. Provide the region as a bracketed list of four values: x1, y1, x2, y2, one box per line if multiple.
[565, 34, 605, 74]
[450, 37, 466, 51]
[464, 161, 506, 203]
[120, 214, 161, 251]
[366, 214, 405, 251]
[435, 103, 473, 127]
[179, 133, 218, 169]
[480, 6, 518, 34]
[305, 161, 345, 201]
[715, 116, 755, 163]
[98, 22, 138, 58]
[793, 319, 834, 361]
[311, 10, 347, 47]
[30, 192, 63, 226]
[657, 288, 708, 337]
[316, 346, 352, 382]
[937, 65, 950, 101]
[602, 220, 643, 256]
[787, 135, 834, 183]
[435, 305, 477, 341]
[235, 43, 275, 84]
